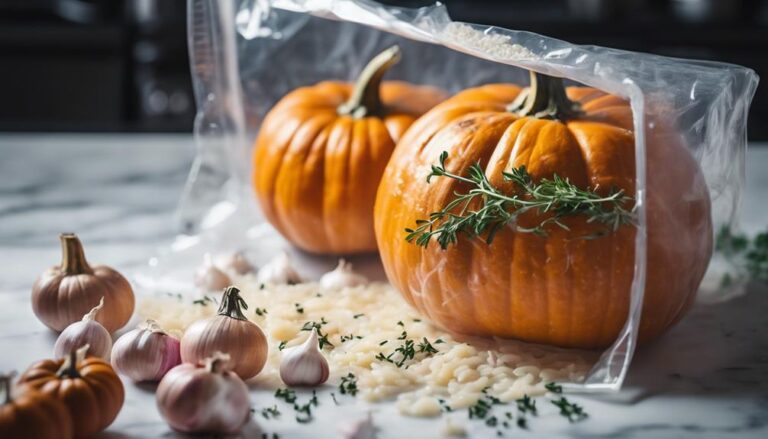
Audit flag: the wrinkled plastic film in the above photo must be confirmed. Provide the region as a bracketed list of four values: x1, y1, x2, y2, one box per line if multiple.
[148, 0, 758, 393]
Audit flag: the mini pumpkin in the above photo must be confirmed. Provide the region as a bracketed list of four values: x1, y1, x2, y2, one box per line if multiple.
[0, 373, 73, 439]
[19, 346, 125, 439]
[252, 45, 446, 254]
[32, 233, 135, 333]
[374, 71, 712, 349]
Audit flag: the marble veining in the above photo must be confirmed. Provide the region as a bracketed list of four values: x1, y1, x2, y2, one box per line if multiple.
[0, 133, 767, 438]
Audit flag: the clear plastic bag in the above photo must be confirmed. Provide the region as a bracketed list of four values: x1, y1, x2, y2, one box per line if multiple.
[139, 0, 758, 393]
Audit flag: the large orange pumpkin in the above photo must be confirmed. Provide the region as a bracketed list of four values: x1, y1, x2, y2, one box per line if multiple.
[374, 72, 712, 349]
[253, 46, 445, 254]
[19, 347, 125, 439]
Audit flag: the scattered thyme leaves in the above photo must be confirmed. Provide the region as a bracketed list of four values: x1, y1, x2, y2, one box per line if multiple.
[294, 303, 304, 314]
[551, 396, 588, 423]
[545, 382, 563, 394]
[331, 392, 339, 405]
[339, 373, 358, 396]
[192, 295, 216, 306]
[353, 313, 365, 319]
[275, 388, 296, 404]
[300, 319, 334, 349]
[516, 395, 537, 416]
[417, 337, 439, 355]
[254, 307, 268, 316]
[260, 405, 281, 419]
[715, 226, 768, 283]
[278, 340, 287, 351]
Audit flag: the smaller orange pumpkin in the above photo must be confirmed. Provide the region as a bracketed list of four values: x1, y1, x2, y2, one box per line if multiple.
[252, 45, 446, 254]
[19, 346, 124, 439]
[0, 372, 73, 439]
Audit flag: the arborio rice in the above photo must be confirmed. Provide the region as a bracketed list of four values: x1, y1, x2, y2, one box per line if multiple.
[138, 278, 593, 417]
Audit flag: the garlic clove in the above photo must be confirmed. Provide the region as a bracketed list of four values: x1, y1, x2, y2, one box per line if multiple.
[221, 251, 256, 275]
[338, 412, 376, 439]
[54, 297, 112, 360]
[111, 319, 181, 382]
[194, 253, 232, 291]
[279, 329, 329, 387]
[256, 251, 302, 286]
[319, 259, 368, 291]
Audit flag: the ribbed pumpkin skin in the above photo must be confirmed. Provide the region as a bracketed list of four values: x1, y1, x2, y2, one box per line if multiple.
[253, 80, 445, 254]
[0, 383, 73, 439]
[20, 357, 125, 439]
[374, 84, 712, 349]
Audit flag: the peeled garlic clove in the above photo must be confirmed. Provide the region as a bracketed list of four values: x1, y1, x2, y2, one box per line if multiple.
[54, 297, 112, 360]
[256, 251, 301, 286]
[194, 253, 231, 291]
[319, 259, 368, 291]
[339, 412, 375, 439]
[111, 319, 181, 382]
[222, 251, 255, 275]
[279, 329, 329, 387]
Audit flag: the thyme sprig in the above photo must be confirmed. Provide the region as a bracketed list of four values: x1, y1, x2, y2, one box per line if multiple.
[405, 151, 635, 249]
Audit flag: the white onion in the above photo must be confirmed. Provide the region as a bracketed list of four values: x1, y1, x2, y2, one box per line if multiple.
[194, 253, 231, 291]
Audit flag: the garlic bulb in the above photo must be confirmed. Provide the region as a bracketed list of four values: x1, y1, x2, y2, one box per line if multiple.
[156, 352, 250, 435]
[279, 329, 329, 387]
[54, 297, 112, 360]
[319, 259, 368, 291]
[111, 320, 181, 382]
[222, 251, 255, 275]
[256, 251, 301, 285]
[194, 253, 231, 291]
[338, 412, 376, 439]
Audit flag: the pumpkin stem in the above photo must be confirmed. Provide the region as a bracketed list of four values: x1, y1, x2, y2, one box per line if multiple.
[508, 71, 583, 120]
[56, 345, 89, 379]
[59, 233, 93, 275]
[205, 352, 231, 374]
[0, 371, 16, 405]
[338, 45, 401, 119]
[217, 286, 249, 321]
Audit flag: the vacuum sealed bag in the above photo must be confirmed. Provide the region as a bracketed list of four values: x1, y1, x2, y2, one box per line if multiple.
[139, 0, 758, 396]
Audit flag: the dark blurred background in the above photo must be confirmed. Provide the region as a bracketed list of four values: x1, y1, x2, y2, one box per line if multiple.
[1, 0, 766, 139]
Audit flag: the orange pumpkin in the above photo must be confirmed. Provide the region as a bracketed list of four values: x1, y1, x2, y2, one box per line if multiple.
[19, 347, 125, 439]
[252, 46, 445, 254]
[0, 373, 73, 439]
[374, 72, 712, 349]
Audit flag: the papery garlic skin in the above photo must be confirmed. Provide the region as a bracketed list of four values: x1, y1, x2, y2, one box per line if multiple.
[111, 320, 181, 382]
[279, 329, 329, 387]
[156, 353, 250, 435]
[181, 286, 268, 380]
[54, 297, 112, 360]
[222, 251, 255, 275]
[319, 259, 368, 291]
[194, 253, 232, 291]
[339, 412, 375, 439]
[256, 251, 301, 285]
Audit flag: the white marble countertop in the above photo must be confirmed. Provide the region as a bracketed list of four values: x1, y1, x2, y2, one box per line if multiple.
[0, 133, 767, 439]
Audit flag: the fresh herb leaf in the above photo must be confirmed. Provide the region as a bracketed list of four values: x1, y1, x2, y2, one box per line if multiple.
[417, 337, 439, 355]
[294, 303, 304, 314]
[260, 405, 281, 419]
[275, 388, 296, 404]
[353, 313, 365, 319]
[516, 395, 537, 416]
[339, 373, 358, 396]
[406, 151, 635, 249]
[255, 307, 268, 316]
[545, 382, 563, 394]
[551, 396, 588, 422]
[300, 320, 334, 349]
[278, 340, 287, 351]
